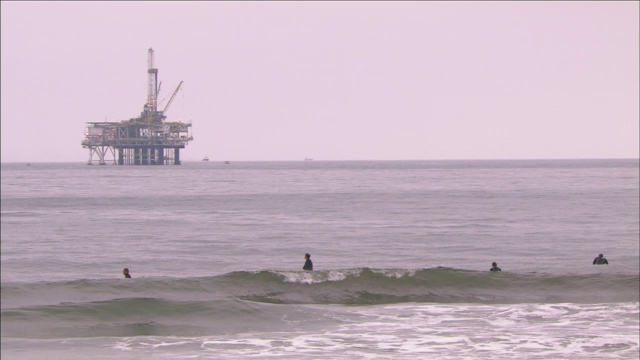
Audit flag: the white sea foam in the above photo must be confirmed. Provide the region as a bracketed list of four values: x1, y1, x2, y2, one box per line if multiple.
[4, 303, 635, 359]
[371, 268, 417, 278]
[75, 302, 638, 360]
[274, 268, 420, 284]
[277, 269, 364, 284]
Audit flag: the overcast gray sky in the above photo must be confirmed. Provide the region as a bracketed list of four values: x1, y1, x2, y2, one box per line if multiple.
[1, 1, 638, 162]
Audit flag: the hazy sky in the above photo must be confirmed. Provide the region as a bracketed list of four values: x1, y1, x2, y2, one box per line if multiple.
[1, 1, 638, 162]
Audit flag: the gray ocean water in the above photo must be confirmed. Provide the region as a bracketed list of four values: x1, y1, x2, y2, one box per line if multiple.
[1, 159, 639, 359]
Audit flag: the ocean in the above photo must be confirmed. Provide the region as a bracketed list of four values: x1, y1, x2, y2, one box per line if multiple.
[1, 159, 638, 359]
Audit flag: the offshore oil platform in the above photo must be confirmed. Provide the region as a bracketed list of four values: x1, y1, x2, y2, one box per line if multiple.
[81, 48, 193, 165]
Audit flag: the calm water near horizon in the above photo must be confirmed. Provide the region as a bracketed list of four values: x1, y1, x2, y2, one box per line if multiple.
[1, 159, 638, 359]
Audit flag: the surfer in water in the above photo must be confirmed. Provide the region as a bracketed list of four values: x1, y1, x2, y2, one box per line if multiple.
[592, 253, 609, 265]
[490, 262, 501, 271]
[123, 268, 132, 278]
[303, 253, 313, 271]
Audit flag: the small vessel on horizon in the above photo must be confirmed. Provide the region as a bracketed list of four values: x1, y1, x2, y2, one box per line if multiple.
[202, 156, 209, 161]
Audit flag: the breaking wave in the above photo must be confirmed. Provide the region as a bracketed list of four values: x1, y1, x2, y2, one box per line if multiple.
[2, 268, 637, 339]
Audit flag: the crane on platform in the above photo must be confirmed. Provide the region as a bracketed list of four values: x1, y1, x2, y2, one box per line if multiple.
[162, 81, 183, 115]
[156, 81, 163, 101]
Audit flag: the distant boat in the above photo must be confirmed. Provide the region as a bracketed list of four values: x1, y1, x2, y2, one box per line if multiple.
[304, 158, 314, 161]
[224, 161, 230, 165]
[202, 156, 209, 161]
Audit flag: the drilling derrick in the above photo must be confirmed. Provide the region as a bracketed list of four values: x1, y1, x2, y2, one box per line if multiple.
[145, 48, 158, 124]
[81, 48, 193, 165]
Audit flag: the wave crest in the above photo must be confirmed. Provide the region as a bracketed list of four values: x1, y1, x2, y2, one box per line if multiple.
[2, 268, 638, 309]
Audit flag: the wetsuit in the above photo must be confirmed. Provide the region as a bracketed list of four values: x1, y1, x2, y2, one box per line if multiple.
[593, 257, 608, 265]
[490, 266, 501, 271]
[303, 259, 313, 271]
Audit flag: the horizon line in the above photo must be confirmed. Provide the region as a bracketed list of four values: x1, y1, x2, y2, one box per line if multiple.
[2, 157, 639, 165]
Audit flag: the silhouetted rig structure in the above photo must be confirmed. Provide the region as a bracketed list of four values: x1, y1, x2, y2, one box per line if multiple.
[81, 48, 192, 165]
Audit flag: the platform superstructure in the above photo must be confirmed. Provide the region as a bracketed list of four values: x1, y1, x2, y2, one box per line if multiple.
[81, 48, 193, 165]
